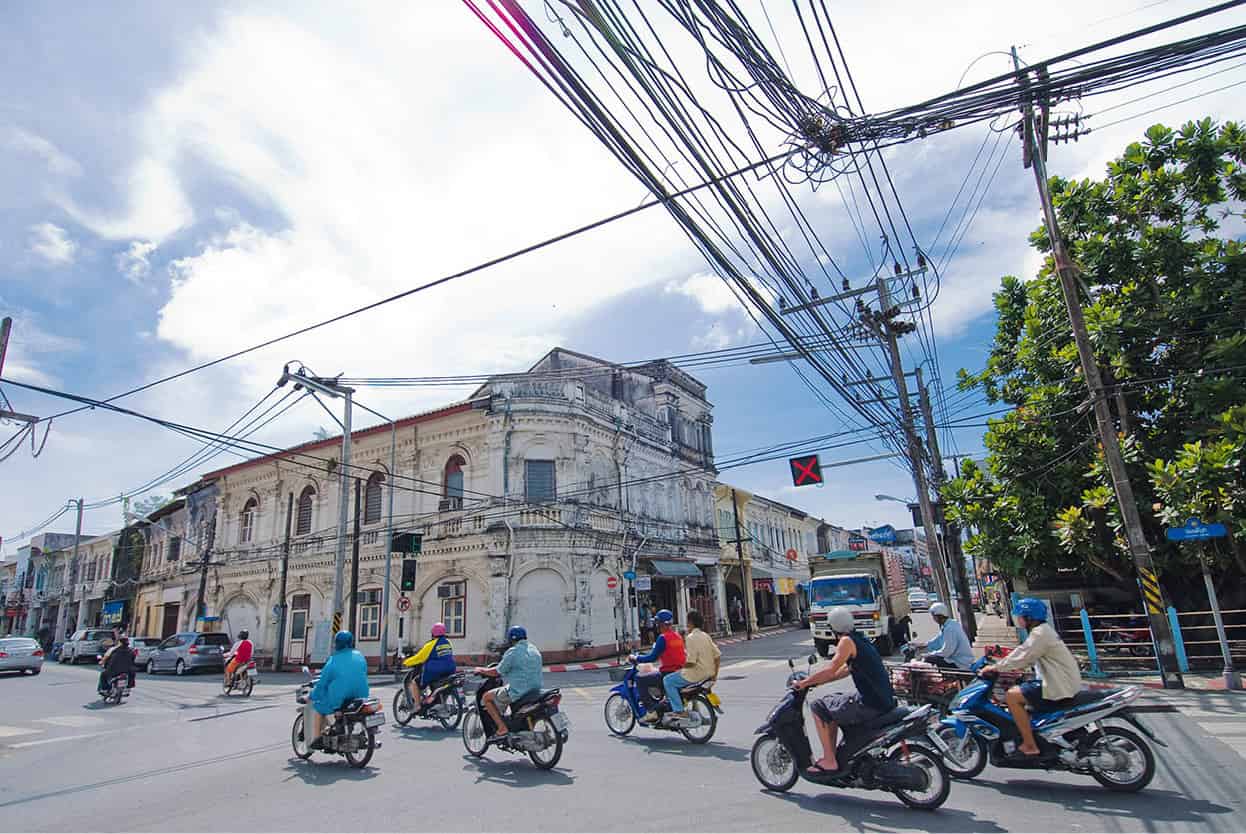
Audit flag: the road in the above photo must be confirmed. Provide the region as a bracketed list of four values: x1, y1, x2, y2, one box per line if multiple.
[1, 623, 1244, 832]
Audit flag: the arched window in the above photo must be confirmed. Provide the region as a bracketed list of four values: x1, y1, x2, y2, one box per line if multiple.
[364, 472, 385, 524]
[239, 497, 258, 544]
[444, 455, 465, 500]
[296, 486, 315, 535]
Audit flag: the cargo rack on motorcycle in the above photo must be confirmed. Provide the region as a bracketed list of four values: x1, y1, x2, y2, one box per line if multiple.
[885, 662, 1029, 709]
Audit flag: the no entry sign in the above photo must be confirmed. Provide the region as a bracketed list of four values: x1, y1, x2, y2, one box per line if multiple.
[606, 575, 619, 590]
[789, 454, 823, 486]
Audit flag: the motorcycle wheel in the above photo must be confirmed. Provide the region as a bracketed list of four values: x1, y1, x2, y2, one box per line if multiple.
[891, 744, 950, 810]
[291, 714, 313, 760]
[461, 709, 488, 758]
[750, 735, 798, 793]
[603, 693, 636, 736]
[241, 676, 254, 697]
[343, 721, 375, 769]
[393, 688, 416, 726]
[934, 725, 988, 779]
[678, 695, 717, 744]
[528, 716, 564, 770]
[436, 689, 465, 731]
[1088, 726, 1155, 792]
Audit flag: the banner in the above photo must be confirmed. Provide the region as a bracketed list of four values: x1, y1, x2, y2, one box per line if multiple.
[776, 577, 797, 595]
[753, 578, 774, 592]
[101, 600, 126, 627]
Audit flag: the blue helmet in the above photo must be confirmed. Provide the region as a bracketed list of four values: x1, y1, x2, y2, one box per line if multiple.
[655, 609, 674, 624]
[507, 626, 527, 644]
[1012, 598, 1048, 623]
[334, 630, 355, 651]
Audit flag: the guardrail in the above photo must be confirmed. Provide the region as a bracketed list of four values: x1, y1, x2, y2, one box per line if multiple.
[1056, 608, 1246, 677]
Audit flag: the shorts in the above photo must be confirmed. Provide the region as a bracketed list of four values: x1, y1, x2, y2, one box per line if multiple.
[810, 692, 882, 727]
[493, 687, 514, 709]
[1019, 679, 1069, 712]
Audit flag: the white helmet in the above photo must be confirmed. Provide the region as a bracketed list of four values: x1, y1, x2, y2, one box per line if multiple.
[828, 607, 855, 634]
[929, 602, 951, 619]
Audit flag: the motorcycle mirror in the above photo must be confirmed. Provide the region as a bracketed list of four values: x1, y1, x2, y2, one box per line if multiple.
[787, 658, 795, 669]
[808, 654, 817, 666]
[301, 665, 311, 676]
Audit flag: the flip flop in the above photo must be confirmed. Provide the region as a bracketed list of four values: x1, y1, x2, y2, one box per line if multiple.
[806, 762, 840, 776]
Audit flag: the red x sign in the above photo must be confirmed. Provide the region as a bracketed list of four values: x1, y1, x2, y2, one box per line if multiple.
[789, 454, 823, 486]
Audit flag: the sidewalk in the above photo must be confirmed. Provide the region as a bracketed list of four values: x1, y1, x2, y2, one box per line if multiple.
[544, 623, 805, 673]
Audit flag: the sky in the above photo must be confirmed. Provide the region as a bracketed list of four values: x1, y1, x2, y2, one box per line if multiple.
[3, 0, 1245, 555]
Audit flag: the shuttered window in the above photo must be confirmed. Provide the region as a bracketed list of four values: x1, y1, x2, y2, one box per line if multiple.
[239, 498, 257, 544]
[364, 472, 384, 524]
[525, 460, 556, 503]
[296, 486, 315, 535]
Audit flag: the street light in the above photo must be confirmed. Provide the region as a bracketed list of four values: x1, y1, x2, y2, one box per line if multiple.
[874, 494, 911, 504]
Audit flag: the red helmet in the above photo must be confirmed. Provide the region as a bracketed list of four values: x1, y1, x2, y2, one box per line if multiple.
[431, 623, 447, 638]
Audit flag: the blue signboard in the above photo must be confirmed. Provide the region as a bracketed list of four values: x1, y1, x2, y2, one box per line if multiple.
[1165, 517, 1229, 541]
[868, 525, 897, 545]
[101, 600, 126, 627]
[623, 570, 636, 581]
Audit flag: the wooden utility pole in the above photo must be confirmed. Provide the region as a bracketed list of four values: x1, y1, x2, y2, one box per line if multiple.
[1013, 47, 1183, 688]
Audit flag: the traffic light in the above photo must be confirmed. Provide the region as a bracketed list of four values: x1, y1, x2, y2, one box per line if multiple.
[391, 531, 423, 554]
[400, 558, 417, 592]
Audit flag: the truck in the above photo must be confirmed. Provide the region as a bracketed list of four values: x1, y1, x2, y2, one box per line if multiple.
[806, 550, 910, 658]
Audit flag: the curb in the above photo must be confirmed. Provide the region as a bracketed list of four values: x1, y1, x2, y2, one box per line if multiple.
[542, 625, 806, 673]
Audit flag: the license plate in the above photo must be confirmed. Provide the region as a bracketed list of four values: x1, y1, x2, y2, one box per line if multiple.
[550, 712, 569, 731]
[366, 713, 386, 727]
[707, 692, 722, 708]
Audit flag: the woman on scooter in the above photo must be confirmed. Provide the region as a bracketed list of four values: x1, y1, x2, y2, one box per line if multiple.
[404, 622, 457, 706]
[790, 607, 896, 775]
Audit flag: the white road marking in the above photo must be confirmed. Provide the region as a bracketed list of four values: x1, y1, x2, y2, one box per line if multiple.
[8, 730, 121, 749]
[574, 687, 593, 702]
[34, 715, 106, 728]
[0, 725, 43, 738]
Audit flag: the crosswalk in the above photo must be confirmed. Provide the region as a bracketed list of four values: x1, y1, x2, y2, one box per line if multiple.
[0, 708, 168, 745]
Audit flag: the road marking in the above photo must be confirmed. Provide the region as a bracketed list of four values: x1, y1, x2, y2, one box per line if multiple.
[723, 659, 768, 670]
[8, 730, 120, 749]
[574, 687, 593, 703]
[0, 726, 43, 739]
[34, 716, 106, 728]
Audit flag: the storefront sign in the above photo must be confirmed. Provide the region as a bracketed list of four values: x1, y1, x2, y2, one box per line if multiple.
[848, 535, 868, 552]
[634, 576, 652, 591]
[776, 577, 797, 595]
[753, 578, 774, 592]
[101, 600, 126, 627]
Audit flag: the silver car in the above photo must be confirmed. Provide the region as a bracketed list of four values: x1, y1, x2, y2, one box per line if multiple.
[146, 632, 231, 675]
[0, 637, 45, 675]
[131, 637, 163, 667]
[61, 628, 117, 664]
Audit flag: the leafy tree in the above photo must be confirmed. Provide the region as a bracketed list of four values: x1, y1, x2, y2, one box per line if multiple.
[946, 119, 1246, 584]
[132, 493, 171, 518]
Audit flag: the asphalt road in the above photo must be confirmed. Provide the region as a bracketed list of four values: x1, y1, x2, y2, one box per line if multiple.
[1, 623, 1244, 832]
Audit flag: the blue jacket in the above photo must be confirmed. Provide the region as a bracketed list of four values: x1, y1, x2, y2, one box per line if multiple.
[417, 635, 457, 685]
[310, 648, 370, 715]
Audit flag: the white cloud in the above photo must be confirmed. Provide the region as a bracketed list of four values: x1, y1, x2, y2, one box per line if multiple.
[667, 272, 741, 315]
[27, 222, 77, 265]
[116, 240, 157, 283]
[60, 158, 192, 243]
[6, 127, 82, 176]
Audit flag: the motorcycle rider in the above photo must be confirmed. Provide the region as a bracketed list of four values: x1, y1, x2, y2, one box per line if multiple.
[98, 636, 136, 695]
[982, 597, 1082, 758]
[308, 630, 370, 749]
[629, 608, 685, 724]
[224, 629, 254, 688]
[662, 609, 720, 723]
[476, 626, 542, 741]
[914, 603, 974, 669]
[791, 607, 897, 775]
[404, 622, 457, 707]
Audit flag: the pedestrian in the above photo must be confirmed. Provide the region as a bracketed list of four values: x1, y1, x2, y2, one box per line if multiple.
[730, 596, 744, 629]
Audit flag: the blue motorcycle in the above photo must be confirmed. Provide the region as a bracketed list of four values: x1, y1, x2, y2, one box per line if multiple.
[935, 670, 1162, 791]
[603, 660, 720, 743]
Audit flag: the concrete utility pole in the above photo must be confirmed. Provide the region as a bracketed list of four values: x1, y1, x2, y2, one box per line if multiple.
[348, 478, 362, 635]
[378, 419, 397, 671]
[60, 498, 83, 640]
[192, 516, 217, 630]
[730, 489, 754, 640]
[0, 317, 40, 426]
[1013, 47, 1183, 688]
[274, 491, 294, 671]
[916, 368, 976, 638]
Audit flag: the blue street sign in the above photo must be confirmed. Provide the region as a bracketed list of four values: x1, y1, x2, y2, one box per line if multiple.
[867, 525, 897, 545]
[1165, 517, 1229, 541]
[623, 570, 637, 581]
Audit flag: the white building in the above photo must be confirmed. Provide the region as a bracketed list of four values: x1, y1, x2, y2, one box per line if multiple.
[136, 348, 722, 665]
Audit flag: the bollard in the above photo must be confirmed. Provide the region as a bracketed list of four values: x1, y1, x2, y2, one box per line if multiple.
[1167, 606, 1190, 674]
[1080, 608, 1105, 678]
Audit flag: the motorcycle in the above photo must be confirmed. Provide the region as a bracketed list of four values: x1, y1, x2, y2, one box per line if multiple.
[936, 670, 1161, 791]
[290, 666, 385, 768]
[603, 659, 720, 743]
[99, 673, 130, 705]
[393, 669, 466, 730]
[223, 660, 258, 697]
[461, 667, 569, 770]
[749, 656, 951, 810]
[1100, 619, 1153, 657]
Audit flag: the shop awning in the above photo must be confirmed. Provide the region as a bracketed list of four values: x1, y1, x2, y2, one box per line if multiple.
[648, 559, 703, 578]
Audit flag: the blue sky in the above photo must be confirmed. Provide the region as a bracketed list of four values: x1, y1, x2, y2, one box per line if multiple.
[4, 1, 1245, 552]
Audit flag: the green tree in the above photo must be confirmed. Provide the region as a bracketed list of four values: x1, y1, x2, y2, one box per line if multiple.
[946, 119, 1246, 583]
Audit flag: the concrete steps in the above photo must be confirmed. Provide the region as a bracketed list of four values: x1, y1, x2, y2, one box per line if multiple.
[975, 613, 1019, 649]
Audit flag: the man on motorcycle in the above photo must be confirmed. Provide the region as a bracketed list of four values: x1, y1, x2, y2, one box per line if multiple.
[914, 603, 974, 669]
[224, 629, 254, 688]
[791, 607, 896, 775]
[982, 597, 1082, 758]
[476, 625, 542, 741]
[662, 609, 720, 722]
[404, 622, 457, 707]
[98, 637, 136, 695]
[629, 609, 685, 724]
[308, 630, 370, 749]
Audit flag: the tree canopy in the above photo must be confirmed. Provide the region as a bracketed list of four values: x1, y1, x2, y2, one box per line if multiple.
[944, 119, 1246, 584]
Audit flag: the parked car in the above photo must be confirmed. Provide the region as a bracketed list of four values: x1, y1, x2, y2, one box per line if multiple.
[907, 589, 930, 612]
[130, 637, 163, 668]
[146, 632, 232, 675]
[0, 637, 45, 675]
[60, 628, 117, 664]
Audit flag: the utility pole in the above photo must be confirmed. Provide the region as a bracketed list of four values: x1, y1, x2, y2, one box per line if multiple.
[378, 420, 397, 671]
[348, 478, 362, 635]
[916, 368, 976, 639]
[62, 498, 83, 638]
[0, 317, 39, 425]
[870, 275, 954, 610]
[192, 516, 217, 631]
[731, 489, 753, 640]
[274, 491, 294, 671]
[1013, 47, 1183, 689]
